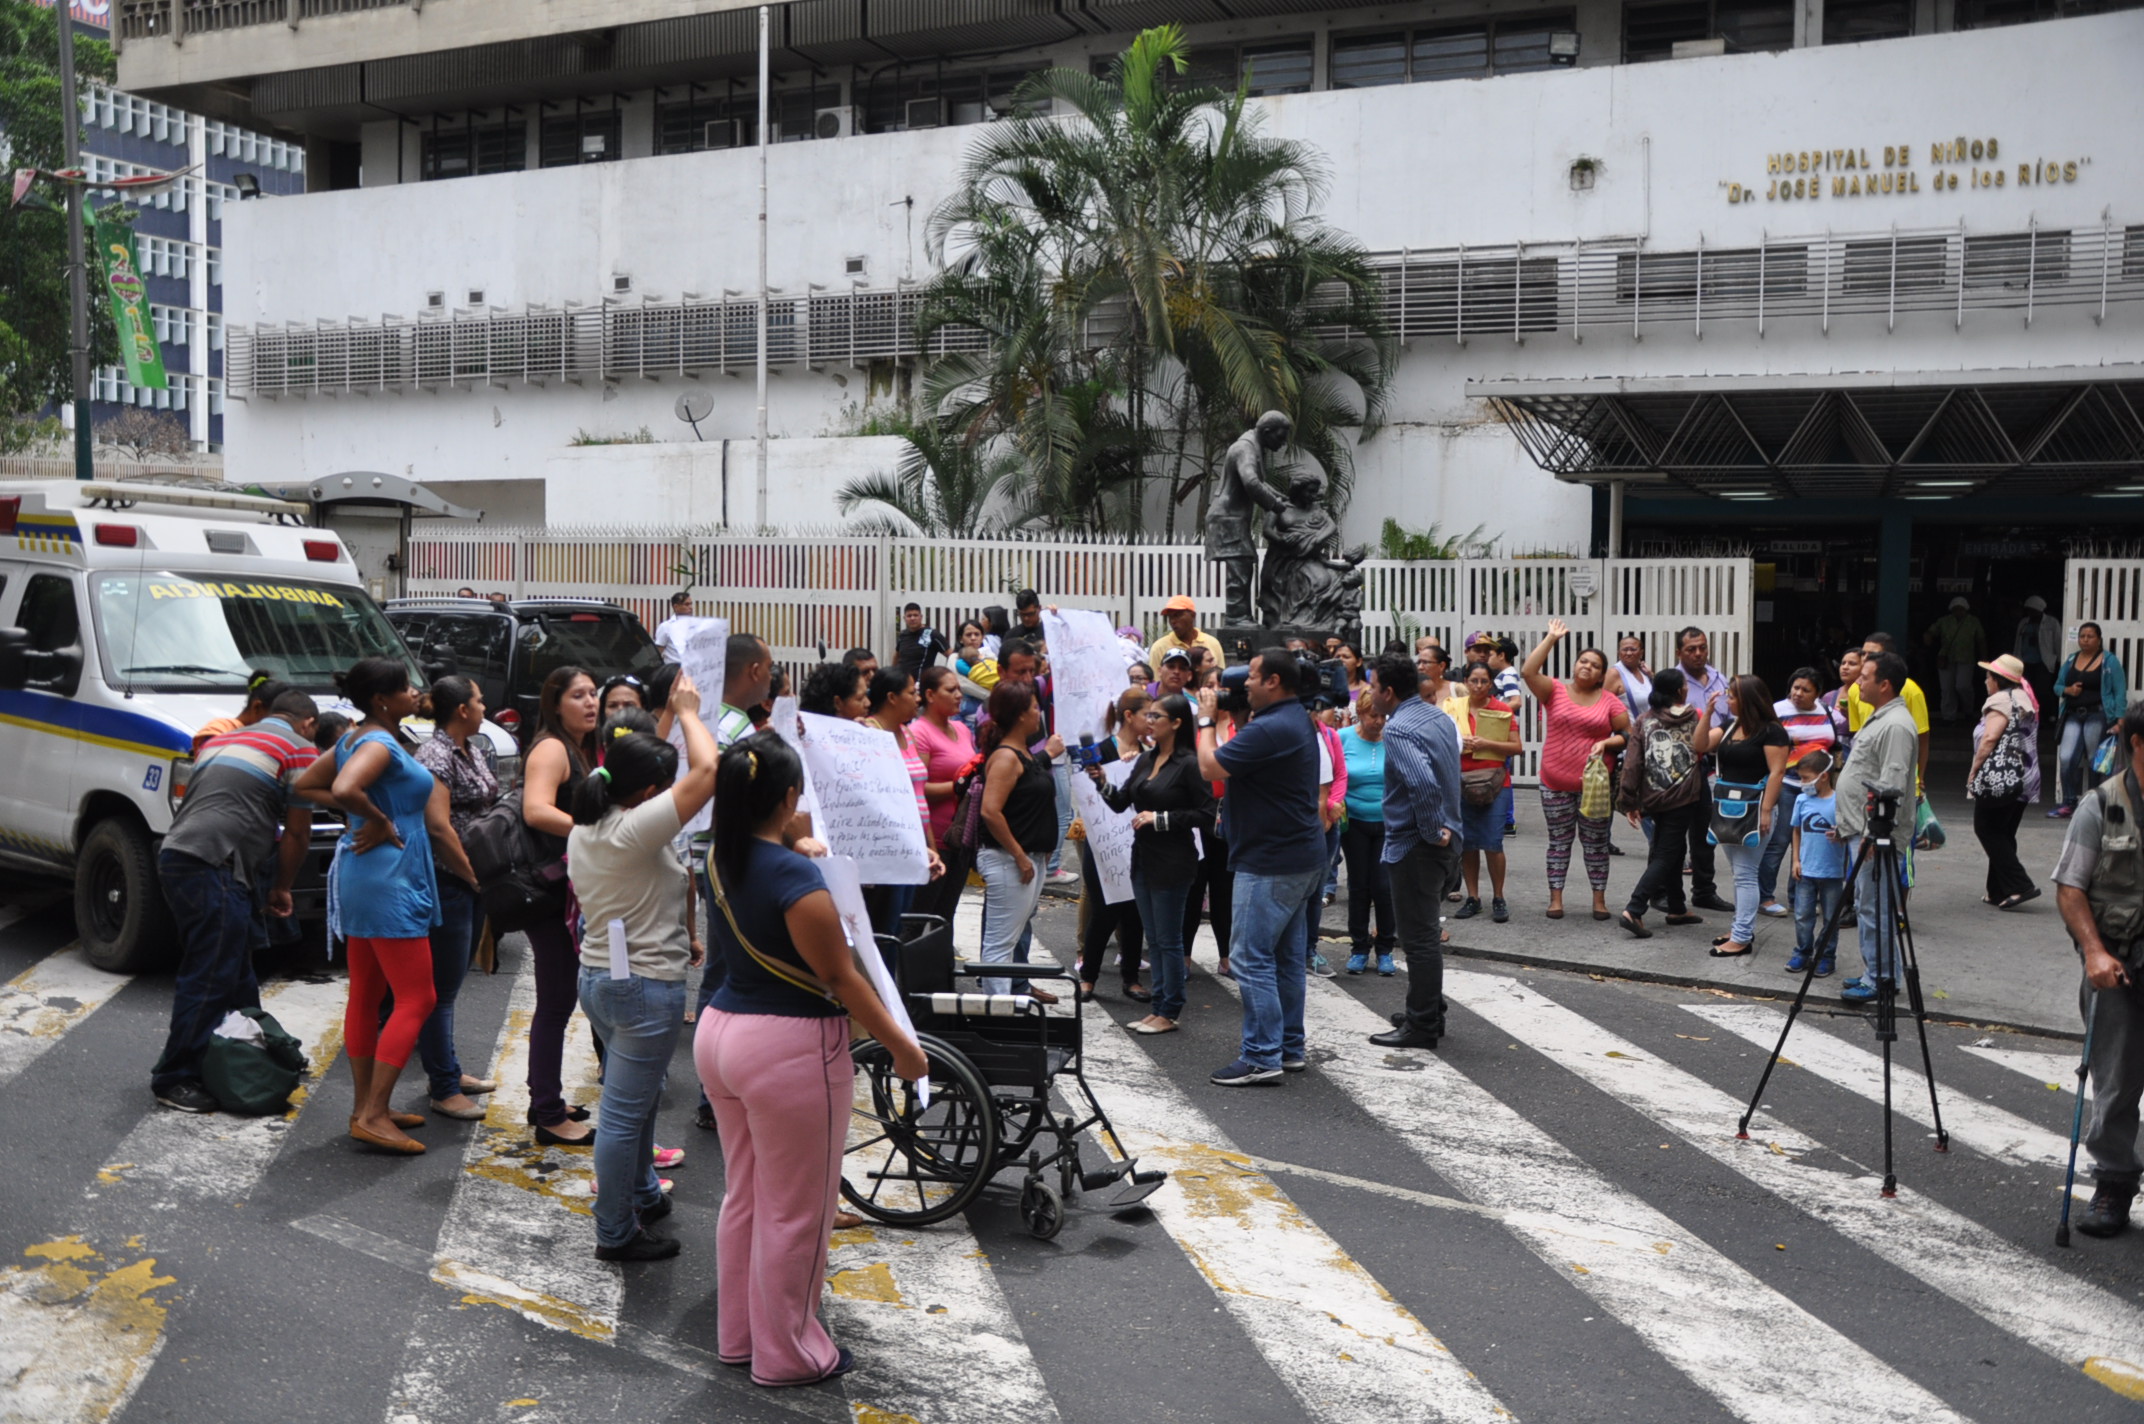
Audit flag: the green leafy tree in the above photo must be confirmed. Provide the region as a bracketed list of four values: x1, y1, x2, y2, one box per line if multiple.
[921, 25, 1394, 535]
[835, 405, 1027, 537]
[0, 0, 120, 445]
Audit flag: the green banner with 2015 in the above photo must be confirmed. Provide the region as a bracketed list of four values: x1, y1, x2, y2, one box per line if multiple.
[93, 216, 167, 390]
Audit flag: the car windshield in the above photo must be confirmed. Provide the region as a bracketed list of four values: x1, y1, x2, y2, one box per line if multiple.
[526, 611, 663, 685]
[93, 571, 420, 693]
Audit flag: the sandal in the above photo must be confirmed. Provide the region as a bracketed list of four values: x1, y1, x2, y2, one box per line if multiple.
[1709, 942, 1754, 958]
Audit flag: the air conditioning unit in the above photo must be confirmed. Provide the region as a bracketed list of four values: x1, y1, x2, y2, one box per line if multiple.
[904, 96, 944, 131]
[704, 118, 743, 150]
[812, 106, 858, 140]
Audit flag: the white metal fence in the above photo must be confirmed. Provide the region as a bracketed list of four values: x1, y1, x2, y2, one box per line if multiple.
[405, 528, 1750, 784]
[2064, 559, 2144, 705]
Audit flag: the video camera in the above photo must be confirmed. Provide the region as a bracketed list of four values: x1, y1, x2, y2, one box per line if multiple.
[1863, 784, 1904, 840]
[1218, 648, 1349, 715]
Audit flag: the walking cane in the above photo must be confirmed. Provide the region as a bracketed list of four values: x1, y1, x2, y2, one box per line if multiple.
[2057, 993, 2098, 1249]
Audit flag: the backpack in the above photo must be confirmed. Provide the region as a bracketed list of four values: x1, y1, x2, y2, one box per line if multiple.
[1640, 716, 1697, 796]
[460, 795, 568, 932]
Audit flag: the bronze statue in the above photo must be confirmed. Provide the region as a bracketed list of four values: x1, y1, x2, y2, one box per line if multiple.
[1206, 411, 1291, 624]
[1258, 470, 1370, 645]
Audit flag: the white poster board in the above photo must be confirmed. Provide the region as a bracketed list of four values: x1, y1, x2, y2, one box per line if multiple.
[1040, 607, 1126, 747]
[1070, 758, 1137, 904]
[797, 711, 930, 885]
[768, 695, 817, 817]
[661, 616, 729, 836]
[818, 855, 928, 1105]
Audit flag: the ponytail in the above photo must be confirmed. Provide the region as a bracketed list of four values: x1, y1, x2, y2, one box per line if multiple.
[571, 731, 678, 825]
[712, 731, 804, 884]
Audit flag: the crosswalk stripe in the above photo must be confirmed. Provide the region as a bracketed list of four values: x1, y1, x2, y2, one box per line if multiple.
[1010, 921, 1516, 1424]
[1445, 968, 2144, 1397]
[0, 945, 130, 1090]
[382, 954, 623, 1423]
[1686, 1004, 2077, 1172]
[0, 972, 347, 1424]
[1961, 1042, 2088, 1094]
[1199, 966, 1966, 1423]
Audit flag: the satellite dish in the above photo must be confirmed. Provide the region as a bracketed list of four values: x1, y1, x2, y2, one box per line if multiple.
[675, 389, 713, 441]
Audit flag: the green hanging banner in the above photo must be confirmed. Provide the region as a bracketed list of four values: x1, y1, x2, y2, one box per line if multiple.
[92, 216, 167, 390]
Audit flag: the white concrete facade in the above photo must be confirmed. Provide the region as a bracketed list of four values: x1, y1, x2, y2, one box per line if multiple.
[218, 12, 2143, 547]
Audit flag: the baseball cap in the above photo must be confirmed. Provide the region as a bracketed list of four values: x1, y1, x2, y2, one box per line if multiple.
[1163, 595, 1197, 613]
[1161, 648, 1193, 667]
[1465, 630, 1494, 649]
[1948, 596, 1970, 611]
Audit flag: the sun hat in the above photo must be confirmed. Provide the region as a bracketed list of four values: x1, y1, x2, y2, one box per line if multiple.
[1948, 596, 1970, 611]
[1977, 653, 2028, 683]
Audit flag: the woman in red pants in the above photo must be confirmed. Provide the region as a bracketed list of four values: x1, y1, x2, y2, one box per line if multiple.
[695, 731, 926, 1388]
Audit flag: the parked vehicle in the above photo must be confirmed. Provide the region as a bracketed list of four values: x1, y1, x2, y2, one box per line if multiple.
[0, 480, 514, 972]
[384, 596, 664, 742]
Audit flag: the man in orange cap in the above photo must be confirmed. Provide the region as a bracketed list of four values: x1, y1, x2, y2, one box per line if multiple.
[1151, 595, 1225, 668]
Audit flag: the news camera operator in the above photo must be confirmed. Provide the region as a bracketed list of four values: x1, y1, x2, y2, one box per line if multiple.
[2053, 703, 2144, 1239]
[1194, 648, 1327, 1086]
[1832, 650, 1920, 1006]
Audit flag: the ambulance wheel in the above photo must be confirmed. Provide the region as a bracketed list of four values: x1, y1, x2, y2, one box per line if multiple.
[76, 817, 175, 973]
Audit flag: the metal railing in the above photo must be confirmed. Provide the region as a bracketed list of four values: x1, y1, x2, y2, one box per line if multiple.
[229, 221, 2144, 398]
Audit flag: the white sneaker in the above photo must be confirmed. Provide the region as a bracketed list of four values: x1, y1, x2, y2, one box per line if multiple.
[1046, 869, 1080, 887]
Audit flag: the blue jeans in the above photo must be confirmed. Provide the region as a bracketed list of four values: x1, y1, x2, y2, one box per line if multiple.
[1757, 783, 1799, 902]
[1228, 865, 1325, 1070]
[2060, 713, 2107, 806]
[151, 850, 264, 1092]
[977, 845, 1045, 995]
[1048, 759, 1073, 875]
[576, 969, 685, 1249]
[1721, 838, 1763, 944]
[1793, 875, 1845, 960]
[1303, 823, 1342, 959]
[1854, 848, 1900, 983]
[1133, 872, 1194, 1021]
[413, 877, 482, 1101]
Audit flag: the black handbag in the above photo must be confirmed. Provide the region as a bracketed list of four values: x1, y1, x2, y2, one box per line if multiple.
[1971, 693, 2033, 802]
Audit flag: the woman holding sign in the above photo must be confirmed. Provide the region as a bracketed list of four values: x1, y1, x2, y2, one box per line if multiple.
[1075, 687, 1152, 1004]
[566, 674, 718, 1262]
[976, 682, 1062, 999]
[1087, 693, 1215, 1034]
[697, 732, 926, 1388]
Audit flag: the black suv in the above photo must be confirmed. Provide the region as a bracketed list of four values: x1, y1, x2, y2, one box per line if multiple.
[385, 597, 664, 743]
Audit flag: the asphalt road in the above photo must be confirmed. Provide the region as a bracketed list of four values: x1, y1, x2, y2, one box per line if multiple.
[2, 882, 2141, 1424]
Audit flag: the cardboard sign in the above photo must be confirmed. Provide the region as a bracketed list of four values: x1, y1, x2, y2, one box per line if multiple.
[1071, 757, 1137, 904]
[1040, 608, 1126, 746]
[797, 711, 929, 885]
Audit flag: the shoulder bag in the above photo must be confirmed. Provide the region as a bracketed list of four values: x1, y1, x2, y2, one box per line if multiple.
[1969, 692, 2031, 803]
[1707, 777, 1768, 847]
[704, 854, 850, 1007]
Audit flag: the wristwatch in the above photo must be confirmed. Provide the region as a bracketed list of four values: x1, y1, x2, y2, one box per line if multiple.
[1197, 717, 1215, 729]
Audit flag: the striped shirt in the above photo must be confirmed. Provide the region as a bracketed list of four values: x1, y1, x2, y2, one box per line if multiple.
[1381, 698, 1464, 863]
[1772, 699, 1843, 789]
[163, 716, 319, 882]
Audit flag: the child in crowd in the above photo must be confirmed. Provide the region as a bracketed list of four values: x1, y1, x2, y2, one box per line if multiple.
[1786, 749, 1845, 977]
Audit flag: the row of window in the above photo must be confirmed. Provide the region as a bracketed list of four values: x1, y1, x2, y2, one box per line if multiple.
[81, 157, 246, 219]
[85, 85, 305, 171]
[146, 307, 226, 350]
[92, 368, 224, 415]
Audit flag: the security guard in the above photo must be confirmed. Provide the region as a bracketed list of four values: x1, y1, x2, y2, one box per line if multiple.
[2053, 702, 2144, 1237]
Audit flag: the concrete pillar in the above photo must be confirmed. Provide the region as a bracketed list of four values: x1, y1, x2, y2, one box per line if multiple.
[1877, 503, 1912, 639]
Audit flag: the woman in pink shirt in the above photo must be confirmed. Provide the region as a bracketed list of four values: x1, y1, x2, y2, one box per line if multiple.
[910, 667, 978, 924]
[1522, 620, 1631, 921]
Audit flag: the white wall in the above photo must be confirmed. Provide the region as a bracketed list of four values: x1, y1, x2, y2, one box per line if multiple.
[223, 13, 2143, 547]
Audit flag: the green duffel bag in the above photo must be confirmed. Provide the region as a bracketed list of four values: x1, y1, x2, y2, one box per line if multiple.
[200, 1007, 307, 1115]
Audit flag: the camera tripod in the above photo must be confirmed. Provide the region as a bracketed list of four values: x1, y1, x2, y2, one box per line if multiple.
[1735, 797, 1950, 1197]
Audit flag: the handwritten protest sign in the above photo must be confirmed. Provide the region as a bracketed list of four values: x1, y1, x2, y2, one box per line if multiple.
[818, 856, 918, 1037]
[661, 617, 729, 835]
[798, 711, 929, 885]
[1041, 607, 1126, 746]
[1071, 758, 1137, 904]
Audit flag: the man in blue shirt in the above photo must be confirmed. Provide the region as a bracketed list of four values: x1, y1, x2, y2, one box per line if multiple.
[1196, 649, 1325, 1085]
[1361, 652, 1462, 1049]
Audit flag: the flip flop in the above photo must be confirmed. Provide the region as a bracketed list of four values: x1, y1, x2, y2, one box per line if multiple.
[1664, 913, 1704, 926]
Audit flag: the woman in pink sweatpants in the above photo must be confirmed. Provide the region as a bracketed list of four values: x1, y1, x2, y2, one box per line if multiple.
[696, 730, 929, 1388]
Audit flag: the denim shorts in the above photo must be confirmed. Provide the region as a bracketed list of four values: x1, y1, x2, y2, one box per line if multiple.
[1461, 795, 1507, 854]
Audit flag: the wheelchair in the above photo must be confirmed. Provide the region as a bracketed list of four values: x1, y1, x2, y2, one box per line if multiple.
[840, 913, 1167, 1240]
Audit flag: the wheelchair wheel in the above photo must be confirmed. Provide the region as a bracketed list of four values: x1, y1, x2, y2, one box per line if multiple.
[842, 1034, 1000, 1226]
[1019, 1177, 1064, 1241]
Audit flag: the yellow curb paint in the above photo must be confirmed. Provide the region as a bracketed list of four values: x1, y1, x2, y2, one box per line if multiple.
[0, 1238, 174, 1424]
[829, 1263, 906, 1306]
[852, 1405, 924, 1424]
[2084, 1356, 2144, 1400]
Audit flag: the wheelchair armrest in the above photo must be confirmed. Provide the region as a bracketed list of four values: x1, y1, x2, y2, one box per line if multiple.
[953, 962, 1070, 981]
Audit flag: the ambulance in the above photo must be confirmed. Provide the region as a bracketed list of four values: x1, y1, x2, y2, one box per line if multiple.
[0, 478, 514, 972]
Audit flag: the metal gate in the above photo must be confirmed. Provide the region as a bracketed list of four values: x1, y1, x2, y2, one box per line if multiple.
[2065, 559, 2144, 703]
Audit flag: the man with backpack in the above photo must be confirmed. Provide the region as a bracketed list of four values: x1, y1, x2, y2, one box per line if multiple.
[150, 691, 320, 1114]
[1614, 667, 1710, 940]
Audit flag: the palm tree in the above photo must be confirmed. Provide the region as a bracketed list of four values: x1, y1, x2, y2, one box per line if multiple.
[920, 25, 1395, 536]
[833, 407, 1025, 537]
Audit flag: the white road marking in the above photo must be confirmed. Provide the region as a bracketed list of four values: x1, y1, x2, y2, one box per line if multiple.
[1688, 1004, 2078, 1171]
[1200, 966, 1966, 1423]
[0, 972, 346, 1424]
[0, 945, 130, 1090]
[1008, 916, 1515, 1424]
[1961, 1042, 2090, 1095]
[1447, 968, 2144, 1393]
